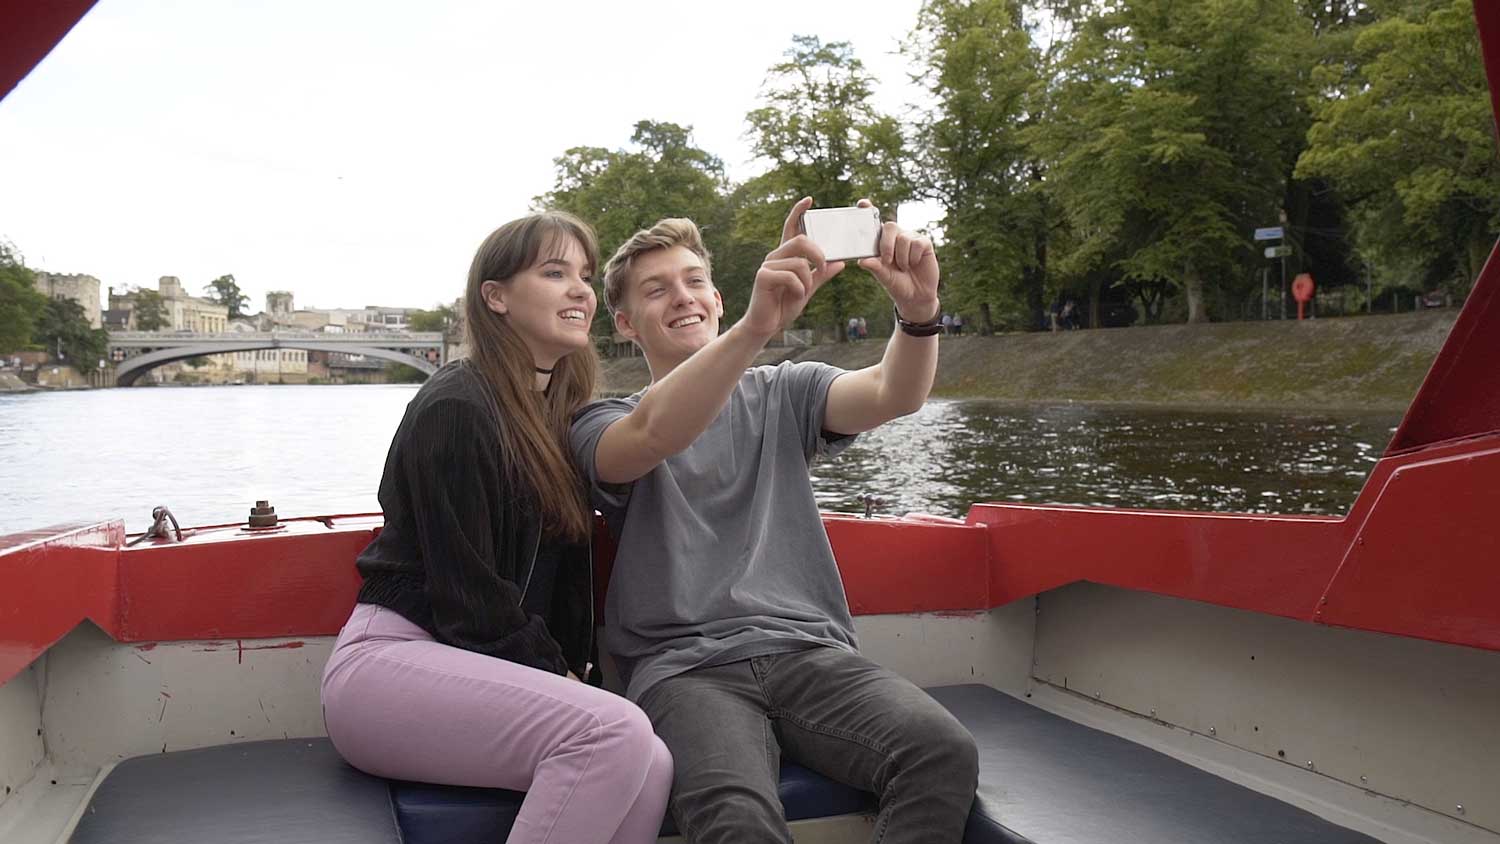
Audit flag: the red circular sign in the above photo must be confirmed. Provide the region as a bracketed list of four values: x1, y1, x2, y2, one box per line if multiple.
[1292, 273, 1315, 304]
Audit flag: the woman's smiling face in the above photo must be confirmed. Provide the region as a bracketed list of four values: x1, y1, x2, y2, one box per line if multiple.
[481, 234, 597, 366]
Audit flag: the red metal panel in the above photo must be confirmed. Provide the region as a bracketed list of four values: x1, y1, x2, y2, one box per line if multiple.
[969, 504, 1350, 620]
[1316, 436, 1500, 650]
[0, 0, 98, 103]
[1386, 3, 1500, 454]
[592, 514, 992, 617]
[114, 522, 373, 642]
[824, 515, 991, 614]
[0, 521, 122, 685]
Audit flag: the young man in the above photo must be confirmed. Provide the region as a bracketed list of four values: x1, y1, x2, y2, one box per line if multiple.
[570, 199, 978, 844]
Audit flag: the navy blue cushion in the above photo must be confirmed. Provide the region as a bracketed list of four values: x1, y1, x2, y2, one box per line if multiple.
[390, 780, 526, 844]
[926, 685, 1382, 844]
[391, 761, 876, 843]
[71, 739, 400, 844]
[72, 687, 1386, 844]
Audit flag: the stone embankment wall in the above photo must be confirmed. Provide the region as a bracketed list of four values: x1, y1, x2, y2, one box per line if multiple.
[600, 310, 1457, 413]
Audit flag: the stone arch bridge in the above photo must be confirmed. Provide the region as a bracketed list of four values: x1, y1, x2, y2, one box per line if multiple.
[107, 331, 446, 387]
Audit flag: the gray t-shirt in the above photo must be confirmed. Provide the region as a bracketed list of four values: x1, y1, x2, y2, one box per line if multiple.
[571, 360, 860, 701]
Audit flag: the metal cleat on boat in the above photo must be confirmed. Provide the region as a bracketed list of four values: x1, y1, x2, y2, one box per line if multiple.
[247, 499, 280, 530]
[126, 505, 182, 546]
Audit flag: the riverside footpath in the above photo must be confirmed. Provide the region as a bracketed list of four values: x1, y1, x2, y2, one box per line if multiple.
[599, 310, 1457, 413]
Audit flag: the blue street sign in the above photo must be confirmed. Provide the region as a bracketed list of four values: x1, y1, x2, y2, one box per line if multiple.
[1254, 227, 1284, 241]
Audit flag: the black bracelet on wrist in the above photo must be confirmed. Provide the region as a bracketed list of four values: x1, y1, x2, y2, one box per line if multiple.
[894, 305, 943, 337]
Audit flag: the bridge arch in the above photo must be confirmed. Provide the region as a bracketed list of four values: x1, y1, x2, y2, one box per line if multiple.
[115, 341, 439, 387]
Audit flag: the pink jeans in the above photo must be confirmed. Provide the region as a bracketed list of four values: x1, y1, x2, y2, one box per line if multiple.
[321, 603, 672, 844]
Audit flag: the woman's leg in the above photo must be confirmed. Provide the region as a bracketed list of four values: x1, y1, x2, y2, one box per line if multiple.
[322, 605, 671, 844]
[609, 734, 673, 844]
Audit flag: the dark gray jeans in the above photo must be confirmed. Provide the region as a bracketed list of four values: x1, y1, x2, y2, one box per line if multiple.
[636, 646, 978, 844]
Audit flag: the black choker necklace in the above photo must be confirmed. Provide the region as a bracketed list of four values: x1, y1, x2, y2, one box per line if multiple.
[535, 366, 554, 375]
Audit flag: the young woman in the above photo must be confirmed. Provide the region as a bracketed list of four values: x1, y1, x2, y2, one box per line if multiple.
[321, 212, 672, 844]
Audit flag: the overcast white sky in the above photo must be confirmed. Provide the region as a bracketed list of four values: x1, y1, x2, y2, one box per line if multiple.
[0, 0, 944, 314]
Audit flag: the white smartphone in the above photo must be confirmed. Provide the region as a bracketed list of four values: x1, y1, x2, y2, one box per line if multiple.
[799, 206, 882, 262]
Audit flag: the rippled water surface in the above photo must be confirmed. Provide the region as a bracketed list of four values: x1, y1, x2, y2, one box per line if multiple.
[811, 400, 1398, 518]
[0, 386, 1398, 535]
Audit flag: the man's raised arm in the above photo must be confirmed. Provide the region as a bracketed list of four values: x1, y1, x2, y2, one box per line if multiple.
[823, 211, 942, 436]
[592, 200, 845, 484]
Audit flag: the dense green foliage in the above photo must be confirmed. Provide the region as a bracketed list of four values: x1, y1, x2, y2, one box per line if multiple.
[33, 297, 108, 369]
[737, 36, 913, 334]
[539, 120, 738, 336]
[0, 244, 47, 353]
[202, 274, 250, 319]
[908, 0, 1051, 331]
[408, 303, 457, 333]
[132, 288, 169, 331]
[532, 3, 1490, 336]
[1296, 0, 1498, 298]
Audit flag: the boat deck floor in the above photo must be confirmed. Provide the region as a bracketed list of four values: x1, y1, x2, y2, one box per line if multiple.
[57, 684, 1383, 844]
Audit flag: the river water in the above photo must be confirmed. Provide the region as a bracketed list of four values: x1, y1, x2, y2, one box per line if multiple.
[0, 385, 1399, 536]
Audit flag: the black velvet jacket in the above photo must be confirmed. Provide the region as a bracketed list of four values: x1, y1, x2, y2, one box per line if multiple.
[355, 361, 593, 676]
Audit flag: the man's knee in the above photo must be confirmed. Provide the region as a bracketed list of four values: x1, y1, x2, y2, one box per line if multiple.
[908, 707, 979, 790]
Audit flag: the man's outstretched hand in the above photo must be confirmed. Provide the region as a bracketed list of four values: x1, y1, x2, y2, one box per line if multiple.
[854, 200, 940, 324]
[741, 197, 848, 339]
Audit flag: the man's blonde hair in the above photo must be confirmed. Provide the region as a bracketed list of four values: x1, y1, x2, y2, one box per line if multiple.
[602, 218, 713, 315]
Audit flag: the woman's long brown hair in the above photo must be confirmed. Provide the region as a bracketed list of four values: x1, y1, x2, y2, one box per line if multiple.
[462, 212, 600, 542]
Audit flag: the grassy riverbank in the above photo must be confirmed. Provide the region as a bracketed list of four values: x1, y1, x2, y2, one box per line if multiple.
[600, 310, 1456, 413]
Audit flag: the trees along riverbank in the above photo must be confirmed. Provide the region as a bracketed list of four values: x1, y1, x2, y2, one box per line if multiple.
[539, 2, 1493, 341]
[600, 311, 1455, 413]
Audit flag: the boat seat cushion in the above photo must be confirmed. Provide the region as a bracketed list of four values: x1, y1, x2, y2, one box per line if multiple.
[68, 739, 401, 844]
[926, 684, 1382, 844]
[390, 760, 876, 842]
[70, 687, 1385, 844]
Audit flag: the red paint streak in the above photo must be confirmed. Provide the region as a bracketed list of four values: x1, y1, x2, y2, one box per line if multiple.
[239, 642, 306, 652]
[135, 643, 158, 651]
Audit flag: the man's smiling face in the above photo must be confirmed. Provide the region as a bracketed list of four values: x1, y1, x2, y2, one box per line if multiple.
[615, 245, 724, 366]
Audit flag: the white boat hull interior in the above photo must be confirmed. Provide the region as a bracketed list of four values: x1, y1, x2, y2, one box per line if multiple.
[2, 586, 1496, 843]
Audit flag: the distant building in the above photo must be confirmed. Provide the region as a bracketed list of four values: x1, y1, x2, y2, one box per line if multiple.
[288, 310, 333, 332]
[228, 348, 309, 383]
[33, 272, 102, 329]
[266, 291, 294, 320]
[108, 277, 229, 333]
[359, 306, 414, 332]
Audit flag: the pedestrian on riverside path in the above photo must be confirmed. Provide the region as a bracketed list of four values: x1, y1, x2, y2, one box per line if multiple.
[321, 212, 672, 844]
[941, 313, 954, 336]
